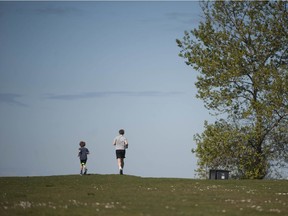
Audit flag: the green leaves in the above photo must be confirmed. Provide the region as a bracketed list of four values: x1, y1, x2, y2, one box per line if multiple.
[178, 1, 288, 179]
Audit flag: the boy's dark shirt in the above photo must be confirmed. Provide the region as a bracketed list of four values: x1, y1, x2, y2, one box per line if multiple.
[78, 147, 89, 160]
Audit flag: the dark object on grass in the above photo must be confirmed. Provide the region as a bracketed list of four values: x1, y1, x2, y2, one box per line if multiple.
[209, 170, 230, 180]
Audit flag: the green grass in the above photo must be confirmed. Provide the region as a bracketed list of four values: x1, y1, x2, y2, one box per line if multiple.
[0, 174, 287, 216]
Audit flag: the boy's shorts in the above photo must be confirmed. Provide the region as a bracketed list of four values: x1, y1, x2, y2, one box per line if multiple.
[80, 159, 87, 165]
[116, 150, 126, 159]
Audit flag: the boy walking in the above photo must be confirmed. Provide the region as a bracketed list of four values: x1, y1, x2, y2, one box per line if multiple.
[78, 141, 89, 175]
[113, 129, 128, 175]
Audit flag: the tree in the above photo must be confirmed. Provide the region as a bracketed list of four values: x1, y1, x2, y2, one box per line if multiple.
[177, 1, 288, 179]
[193, 119, 273, 179]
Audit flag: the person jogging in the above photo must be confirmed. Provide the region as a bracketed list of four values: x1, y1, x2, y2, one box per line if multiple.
[113, 129, 128, 175]
[78, 141, 89, 175]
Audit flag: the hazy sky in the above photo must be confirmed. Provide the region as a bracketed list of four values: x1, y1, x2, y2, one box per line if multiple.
[0, 1, 216, 178]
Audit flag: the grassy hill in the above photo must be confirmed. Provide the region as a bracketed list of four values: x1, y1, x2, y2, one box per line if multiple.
[0, 174, 287, 216]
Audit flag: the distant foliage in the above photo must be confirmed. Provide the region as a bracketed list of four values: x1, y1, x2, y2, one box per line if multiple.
[177, 1, 288, 179]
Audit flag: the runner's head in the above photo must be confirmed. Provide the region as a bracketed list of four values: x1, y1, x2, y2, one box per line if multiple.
[79, 141, 86, 147]
[119, 129, 125, 135]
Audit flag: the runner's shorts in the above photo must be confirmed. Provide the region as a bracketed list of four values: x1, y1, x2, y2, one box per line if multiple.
[80, 159, 87, 165]
[116, 150, 126, 159]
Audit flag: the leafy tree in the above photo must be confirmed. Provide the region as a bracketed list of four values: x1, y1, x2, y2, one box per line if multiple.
[193, 119, 272, 179]
[177, 1, 288, 179]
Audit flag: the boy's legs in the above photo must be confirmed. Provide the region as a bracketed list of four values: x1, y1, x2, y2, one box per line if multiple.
[80, 163, 83, 175]
[84, 164, 87, 174]
[80, 160, 87, 175]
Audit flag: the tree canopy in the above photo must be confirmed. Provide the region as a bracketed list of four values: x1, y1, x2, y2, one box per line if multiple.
[177, 1, 288, 179]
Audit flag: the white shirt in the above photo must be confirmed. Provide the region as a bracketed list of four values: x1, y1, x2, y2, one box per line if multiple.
[113, 135, 128, 150]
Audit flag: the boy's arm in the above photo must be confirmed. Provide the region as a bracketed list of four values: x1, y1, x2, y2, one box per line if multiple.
[78, 148, 81, 157]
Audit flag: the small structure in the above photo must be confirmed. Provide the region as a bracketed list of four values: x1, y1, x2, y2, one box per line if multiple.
[209, 170, 230, 180]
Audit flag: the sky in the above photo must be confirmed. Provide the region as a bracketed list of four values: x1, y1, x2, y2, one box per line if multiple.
[0, 1, 217, 179]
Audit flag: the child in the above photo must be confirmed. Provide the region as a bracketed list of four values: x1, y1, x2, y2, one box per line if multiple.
[78, 141, 89, 175]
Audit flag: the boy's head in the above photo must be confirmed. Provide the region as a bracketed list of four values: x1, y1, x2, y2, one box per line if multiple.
[79, 141, 86, 147]
[119, 129, 125, 135]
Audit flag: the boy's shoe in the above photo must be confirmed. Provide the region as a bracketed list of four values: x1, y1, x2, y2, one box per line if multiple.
[120, 169, 123, 175]
[84, 169, 88, 175]
[80, 170, 83, 175]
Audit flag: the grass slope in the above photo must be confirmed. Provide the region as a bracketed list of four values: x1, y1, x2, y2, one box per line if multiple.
[0, 174, 287, 216]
